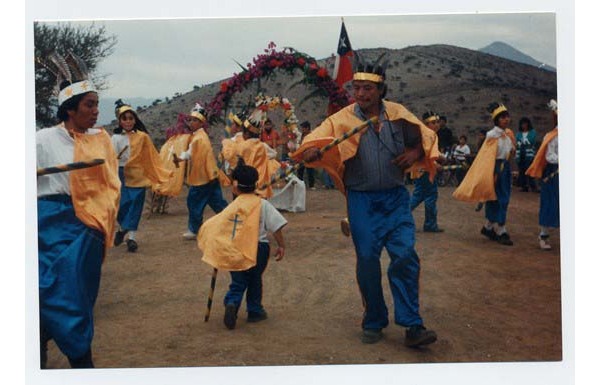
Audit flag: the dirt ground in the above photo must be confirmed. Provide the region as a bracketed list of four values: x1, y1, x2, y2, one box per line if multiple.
[44, 182, 562, 369]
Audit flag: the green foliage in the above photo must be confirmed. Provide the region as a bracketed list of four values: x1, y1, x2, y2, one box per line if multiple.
[34, 22, 117, 128]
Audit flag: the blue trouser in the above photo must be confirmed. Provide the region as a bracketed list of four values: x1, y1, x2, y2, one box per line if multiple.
[117, 167, 146, 231]
[410, 172, 439, 231]
[37, 195, 104, 360]
[347, 186, 423, 330]
[540, 163, 560, 228]
[485, 160, 512, 225]
[187, 180, 228, 234]
[224, 242, 270, 314]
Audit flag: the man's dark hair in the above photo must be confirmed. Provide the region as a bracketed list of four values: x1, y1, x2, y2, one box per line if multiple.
[232, 158, 259, 194]
[300, 121, 311, 129]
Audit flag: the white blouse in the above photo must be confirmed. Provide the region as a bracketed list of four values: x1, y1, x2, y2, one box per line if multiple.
[487, 126, 514, 160]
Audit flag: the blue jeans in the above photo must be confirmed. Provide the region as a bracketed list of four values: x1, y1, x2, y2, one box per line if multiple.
[410, 172, 440, 231]
[347, 186, 423, 330]
[187, 180, 228, 234]
[485, 160, 512, 225]
[224, 242, 270, 314]
[117, 167, 146, 231]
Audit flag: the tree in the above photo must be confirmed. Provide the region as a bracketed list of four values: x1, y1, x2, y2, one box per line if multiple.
[34, 22, 117, 128]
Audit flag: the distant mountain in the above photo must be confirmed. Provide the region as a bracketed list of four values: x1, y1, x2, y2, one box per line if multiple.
[98, 97, 156, 127]
[479, 41, 556, 72]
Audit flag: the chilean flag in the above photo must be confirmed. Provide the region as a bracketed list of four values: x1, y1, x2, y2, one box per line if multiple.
[332, 20, 354, 87]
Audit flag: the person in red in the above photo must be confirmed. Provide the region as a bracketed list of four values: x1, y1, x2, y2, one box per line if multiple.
[260, 118, 280, 152]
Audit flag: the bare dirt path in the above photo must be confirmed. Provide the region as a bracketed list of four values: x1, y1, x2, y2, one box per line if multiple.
[44, 184, 562, 368]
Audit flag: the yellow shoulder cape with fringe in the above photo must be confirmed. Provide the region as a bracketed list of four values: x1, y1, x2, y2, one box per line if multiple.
[452, 129, 516, 202]
[236, 139, 279, 198]
[187, 129, 220, 186]
[526, 127, 558, 178]
[290, 101, 439, 194]
[198, 194, 262, 271]
[70, 127, 121, 253]
[152, 133, 191, 196]
[124, 131, 173, 189]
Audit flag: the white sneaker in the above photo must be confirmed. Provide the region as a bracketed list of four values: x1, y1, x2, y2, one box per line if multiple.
[539, 237, 552, 250]
[182, 231, 197, 240]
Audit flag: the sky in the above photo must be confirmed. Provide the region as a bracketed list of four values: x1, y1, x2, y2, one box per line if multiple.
[35, 13, 556, 101]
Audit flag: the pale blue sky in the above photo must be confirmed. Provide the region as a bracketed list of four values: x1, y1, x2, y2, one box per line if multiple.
[34, 11, 556, 100]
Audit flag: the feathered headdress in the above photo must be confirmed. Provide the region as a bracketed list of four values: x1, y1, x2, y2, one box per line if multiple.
[422, 110, 439, 124]
[352, 51, 389, 83]
[243, 109, 266, 135]
[487, 102, 509, 120]
[189, 102, 207, 122]
[548, 99, 558, 114]
[36, 50, 97, 106]
[114, 98, 134, 119]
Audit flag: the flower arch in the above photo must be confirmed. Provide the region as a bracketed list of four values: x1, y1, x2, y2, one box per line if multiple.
[205, 42, 353, 123]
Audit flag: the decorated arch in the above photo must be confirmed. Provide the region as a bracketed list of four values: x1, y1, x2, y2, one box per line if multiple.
[205, 42, 353, 123]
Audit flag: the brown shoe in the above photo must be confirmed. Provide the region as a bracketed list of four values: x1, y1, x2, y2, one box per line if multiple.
[405, 326, 437, 348]
[340, 218, 351, 237]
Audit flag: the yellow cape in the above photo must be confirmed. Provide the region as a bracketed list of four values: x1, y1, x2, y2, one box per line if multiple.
[526, 128, 558, 178]
[290, 101, 439, 193]
[152, 133, 191, 196]
[198, 194, 262, 271]
[124, 131, 173, 188]
[237, 139, 278, 198]
[187, 129, 220, 186]
[452, 129, 516, 202]
[71, 128, 121, 253]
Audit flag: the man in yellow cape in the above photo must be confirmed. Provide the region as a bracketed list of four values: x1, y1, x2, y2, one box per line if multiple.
[198, 163, 287, 329]
[176, 103, 229, 239]
[526, 99, 559, 250]
[453, 102, 516, 245]
[291, 52, 438, 348]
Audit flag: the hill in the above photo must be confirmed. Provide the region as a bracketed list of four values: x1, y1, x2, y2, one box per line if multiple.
[479, 41, 556, 72]
[110, 44, 557, 150]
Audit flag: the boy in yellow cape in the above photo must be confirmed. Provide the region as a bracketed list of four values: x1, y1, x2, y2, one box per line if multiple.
[526, 99, 559, 250]
[111, 99, 173, 252]
[198, 161, 287, 330]
[175, 103, 229, 240]
[36, 56, 120, 368]
[453, 102, 516, 246]
[219, 110, 247, 190]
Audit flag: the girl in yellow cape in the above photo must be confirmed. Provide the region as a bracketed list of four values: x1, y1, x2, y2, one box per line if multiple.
[453, 102, 516, 246]
[111, 99, 173, 252]
[175, 103, 229, 240]
[526, 99, 559, 250]
[37, 60, 120, 368]
[198, 160, 287, 330]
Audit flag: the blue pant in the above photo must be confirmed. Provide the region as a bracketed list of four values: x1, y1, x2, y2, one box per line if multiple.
[38, 195, 104, 360]
[540, 163, 560, 228]
[117, 167, 146, 231]
[410, 172, 440, 231]
[485, 160, 512, 225]
[187, 180, 228, 234]
[224, 242, 270, 314]
[347, 186, 423, 330]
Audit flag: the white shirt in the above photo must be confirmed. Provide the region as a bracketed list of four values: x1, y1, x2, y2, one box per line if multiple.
[111, 133, 130, 166]
[36, 124, 102, 197]
[545, 133, 558, 164]
[453, 144, 471, 161]
[259, 199, 288, 242]
[486, 126, 514, 160]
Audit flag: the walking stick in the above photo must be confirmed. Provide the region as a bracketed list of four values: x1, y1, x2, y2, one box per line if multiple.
[37, 159, 105, 176]
[204, 268, 218, 322]
[542, 168, 559, 183]
[117, 145, 129, 160]
[256, 116, 379, 190]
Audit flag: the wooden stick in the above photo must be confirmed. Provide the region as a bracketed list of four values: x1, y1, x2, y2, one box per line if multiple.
[204, 268, 218, 322]
[117, 145, 129, 160]
[257, 116, 378, 190]
[37, 159, 105, 176]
